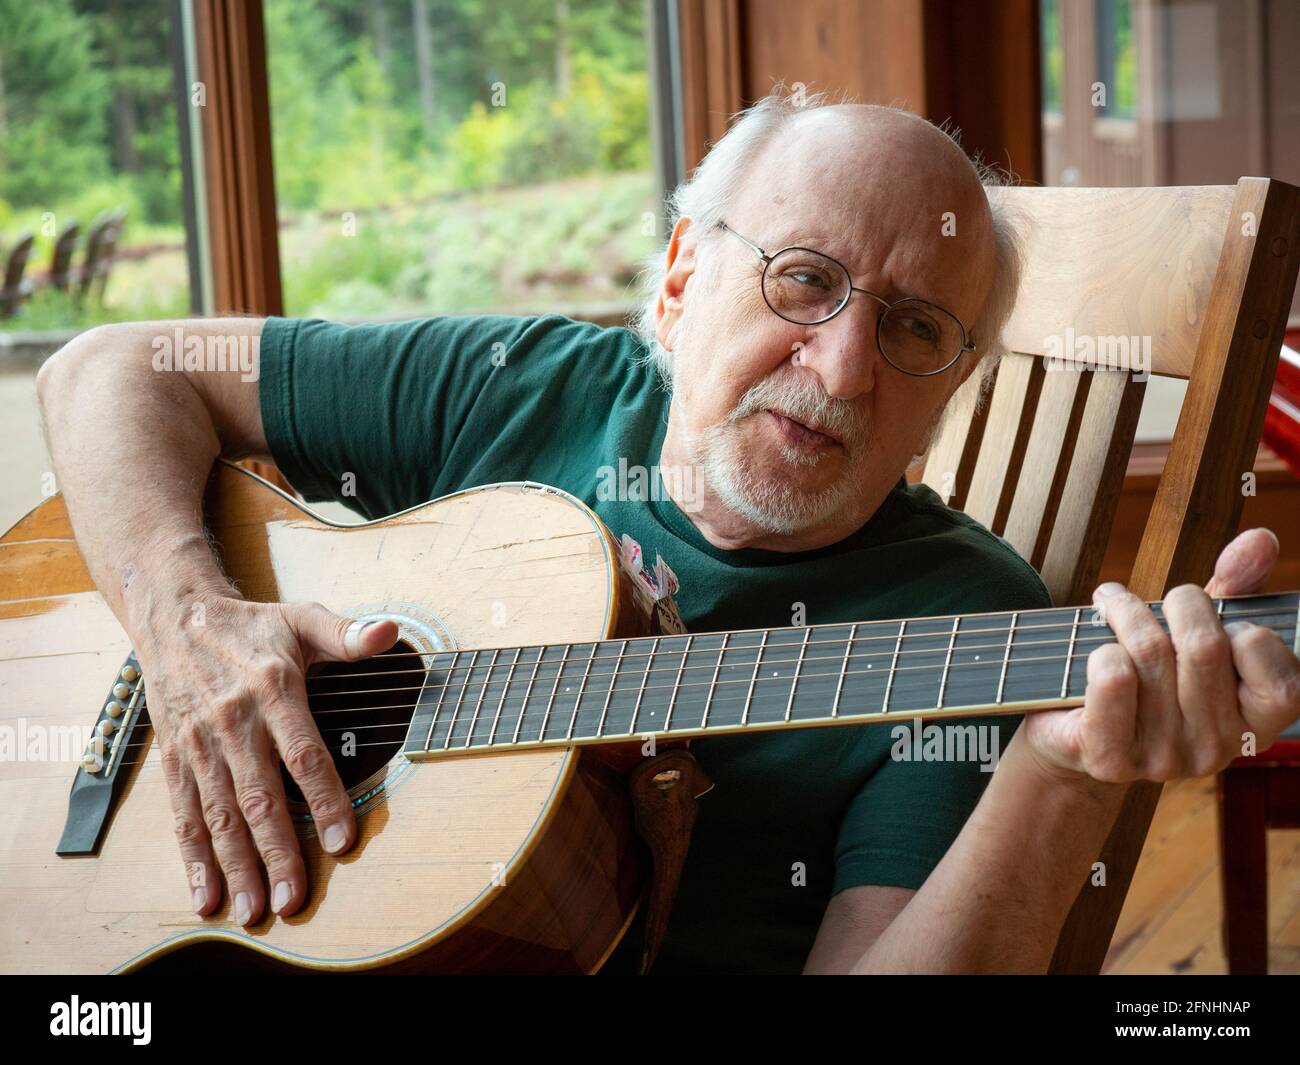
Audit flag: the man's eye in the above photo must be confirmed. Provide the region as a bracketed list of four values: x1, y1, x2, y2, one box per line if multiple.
[788, 269, 831, 289]
[898, 314, 940, 342]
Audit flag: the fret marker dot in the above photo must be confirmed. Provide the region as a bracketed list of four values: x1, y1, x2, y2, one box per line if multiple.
[773, 671, 779, 677]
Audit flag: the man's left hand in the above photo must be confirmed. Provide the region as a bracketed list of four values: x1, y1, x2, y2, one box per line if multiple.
[1023, 527, 1300, 785]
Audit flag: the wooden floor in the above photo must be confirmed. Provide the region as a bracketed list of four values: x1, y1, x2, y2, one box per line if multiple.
[1103, 775, 1300, 974]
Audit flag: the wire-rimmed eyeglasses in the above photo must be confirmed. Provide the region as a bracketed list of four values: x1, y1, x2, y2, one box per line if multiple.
[716, 220, 976, 377]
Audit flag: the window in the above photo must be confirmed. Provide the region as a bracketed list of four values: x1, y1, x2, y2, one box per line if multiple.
[1095, 0, 1138, 120]
[1041, 0, 1063, 116]
[1040, 0, 1300, 442]
[0, 0, 204, 531]
[263, 0, 660, 324]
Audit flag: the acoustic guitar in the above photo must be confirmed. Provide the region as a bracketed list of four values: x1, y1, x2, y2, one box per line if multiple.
[1, 461, 1296, 974]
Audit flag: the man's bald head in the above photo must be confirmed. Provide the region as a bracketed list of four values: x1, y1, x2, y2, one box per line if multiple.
[636, 93, 1021, 405]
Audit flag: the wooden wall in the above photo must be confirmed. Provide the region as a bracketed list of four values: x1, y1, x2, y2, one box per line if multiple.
[677, 0, 1042, 183]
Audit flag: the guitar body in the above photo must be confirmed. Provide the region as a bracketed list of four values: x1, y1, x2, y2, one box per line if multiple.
[0, 463, 652, 974]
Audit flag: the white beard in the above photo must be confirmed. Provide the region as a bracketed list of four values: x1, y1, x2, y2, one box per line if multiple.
[689, 373, 873, 536]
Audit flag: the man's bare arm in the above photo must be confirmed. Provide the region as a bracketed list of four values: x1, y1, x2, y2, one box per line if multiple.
[39, 319, 269, 618]
[803, 733, 1125, 973]
[37, 319, 396, 926]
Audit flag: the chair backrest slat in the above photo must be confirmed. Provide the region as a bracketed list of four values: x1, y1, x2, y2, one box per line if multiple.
[999, 361, 1095, 574]
[1033, 367, 1146, 604]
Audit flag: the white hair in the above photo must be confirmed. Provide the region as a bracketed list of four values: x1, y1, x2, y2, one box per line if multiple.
[630, 90, 1024, 416]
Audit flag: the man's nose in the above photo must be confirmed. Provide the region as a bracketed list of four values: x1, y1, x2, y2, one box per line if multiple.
[794, 299, 884, 400]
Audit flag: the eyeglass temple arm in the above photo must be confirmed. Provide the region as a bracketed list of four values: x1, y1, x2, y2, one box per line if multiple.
[715, 220, 770, 260]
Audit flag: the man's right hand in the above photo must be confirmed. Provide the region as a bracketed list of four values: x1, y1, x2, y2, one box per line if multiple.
[137, 593, 398, 925]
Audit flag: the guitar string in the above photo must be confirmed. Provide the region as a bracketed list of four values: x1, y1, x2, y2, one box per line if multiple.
[94, 606, 1296, 759]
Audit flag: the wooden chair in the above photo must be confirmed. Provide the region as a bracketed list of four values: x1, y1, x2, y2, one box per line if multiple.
[920, 177, 1300, 973]
[78, 208, 126, 305]
[1220, 719, 1300, 973]
[48, 220, 82, 292]
[0, 232, 36, 318]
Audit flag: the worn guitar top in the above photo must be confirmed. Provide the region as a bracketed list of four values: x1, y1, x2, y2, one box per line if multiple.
[258, 313, 1053, 974]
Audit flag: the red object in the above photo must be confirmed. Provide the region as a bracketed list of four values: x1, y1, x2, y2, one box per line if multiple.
[1262, 331, 1300, 477]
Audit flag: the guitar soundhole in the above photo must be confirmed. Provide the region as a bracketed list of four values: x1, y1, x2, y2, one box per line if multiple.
[281, 639, 426, 804]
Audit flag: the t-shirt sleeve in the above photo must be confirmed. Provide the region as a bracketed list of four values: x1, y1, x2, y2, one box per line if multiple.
[258, 314, 535, 517]
[258, 312, 641, 520]
[830, 549, 1055, 896]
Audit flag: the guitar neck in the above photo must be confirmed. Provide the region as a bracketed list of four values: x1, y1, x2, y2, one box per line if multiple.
[400, 590, 1300, 761]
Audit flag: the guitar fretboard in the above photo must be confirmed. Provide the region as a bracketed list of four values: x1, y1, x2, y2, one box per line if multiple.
[399, 591, 1300, 761]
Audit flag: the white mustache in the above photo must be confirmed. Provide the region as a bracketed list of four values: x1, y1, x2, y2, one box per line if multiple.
[728, 373, 868, 448]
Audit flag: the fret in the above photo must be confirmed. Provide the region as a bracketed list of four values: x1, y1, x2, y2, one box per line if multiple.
[403, 650, 456, 757]
[663, 634, 695, 732]
[834, 621, 897, 719]
[629, 636, 659, 736]
[783, 627, 812, 722]
[423, 650, 459, 750]
[996, 613, 1016, 704]
[439, 648, 480, 751]
[883, 615, 954, 713]
[640, 635, 691, 733]
[1061, 608, 1081, 699]
[536, 643, 574, 743]
[936, 616, 959, 709]
[487, 647, 522, 745]
[565, 642, 600, 740]
[740, 630, 769, 726]
[747, 628, 805, 726]
[944, 611, 1010, 712]
[462, 647, 500, 747]
[595, 639, 627, 737]
[701, 631, 728, 728]
[568, 639, 618, 739]
[602, 636, 654, 737]
[666, 633, 725, 733]
[830, 623, 856, 718]
[511, 645, 548, 744]
[706, 629, 766, 728]
[782, 623, 852, 723]
[881, 620, 906, 713]
[1002, 607, 1083, 706]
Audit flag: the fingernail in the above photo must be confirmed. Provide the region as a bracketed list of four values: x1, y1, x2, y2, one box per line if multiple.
[1094, 582, 1125, 599]
[191, 886, 207, 913]
[1224, 620, 1256, 636]
[272, 880, 292, 913]
[1261, 528, 1280, 549]
[323, 822, 348, 853]
[234, 891, 253, 926]
[344, 619, 376, 657]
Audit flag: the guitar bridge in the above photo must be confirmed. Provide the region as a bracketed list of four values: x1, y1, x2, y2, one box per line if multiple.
[56, 652, 149, 856]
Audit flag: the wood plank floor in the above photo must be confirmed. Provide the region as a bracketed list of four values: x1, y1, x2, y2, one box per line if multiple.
[1103, 776, 1300, 974]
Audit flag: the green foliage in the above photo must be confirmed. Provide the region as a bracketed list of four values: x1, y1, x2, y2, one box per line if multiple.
[0, 0, 110, 207]
[2, 0, 654, 329]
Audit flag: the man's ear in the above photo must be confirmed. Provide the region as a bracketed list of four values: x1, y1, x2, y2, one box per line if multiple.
[655, 217, 699, 352]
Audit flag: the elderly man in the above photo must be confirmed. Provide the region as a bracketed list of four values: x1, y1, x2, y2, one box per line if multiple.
[38, 94, 1300, 974]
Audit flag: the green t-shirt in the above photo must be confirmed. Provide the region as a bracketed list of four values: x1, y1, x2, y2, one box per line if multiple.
[258, 312, 1054, 974]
